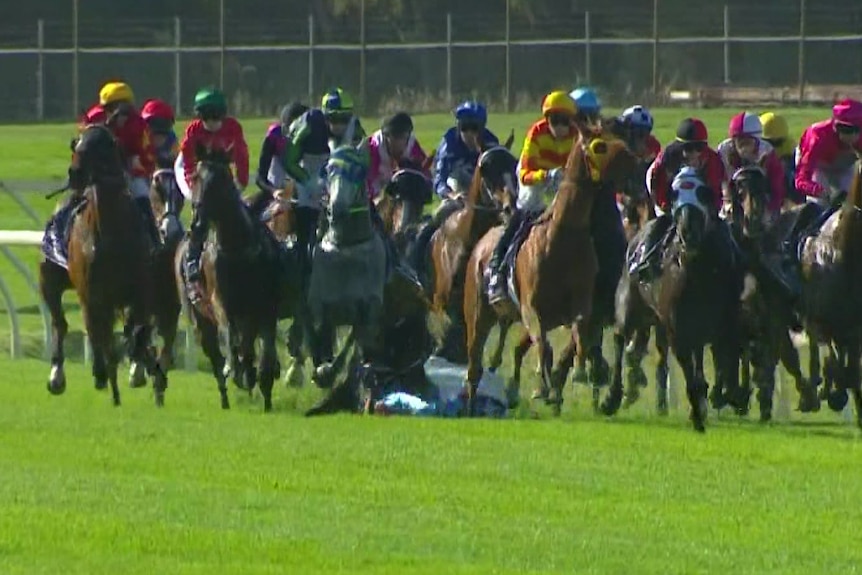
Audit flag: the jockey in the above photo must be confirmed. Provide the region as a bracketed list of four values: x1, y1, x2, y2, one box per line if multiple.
[85, 81, 159, 246]
[321, 88, 367, 151]
[141, 98, 178, 170]
[254, 101, 308, 197]
[609, 105, 661, 162]
[179, 87, 250, 301]
[633, 118, 726, 277]
[569, 87, 602, 132]
[486, 90, 576, 304]
[760, 111, 799, 204]
[716, 111, 786, 213]
[366, 111, 431, 200]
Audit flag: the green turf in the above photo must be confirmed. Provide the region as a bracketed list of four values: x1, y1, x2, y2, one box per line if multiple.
[0, 110, 860, 572]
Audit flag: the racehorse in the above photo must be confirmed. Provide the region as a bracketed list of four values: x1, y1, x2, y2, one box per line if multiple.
[610, 174, 747, 432]
[305, 146, 388, 391]
[408, 145, 518, 364]
[373, 158, 433, 256]
[788, 154, 862, 425]
[462, 134, 639, 415]
[40, 123, 166, 406]
[124, 168, 183, 389]
[730, 165, 819, 421]
[174, 146, 285, 411]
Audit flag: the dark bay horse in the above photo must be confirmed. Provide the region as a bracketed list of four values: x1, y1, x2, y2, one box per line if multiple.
[610, 174, 746, 431]
[408, 145, 518, 364]
[373, 160, 434, 256]
[40, 123, 166, 406]
[730, 165, 819, 421]
[789, 156, 862, 424]
[463, 135, 639, 415]
[174, 147, 286, 411]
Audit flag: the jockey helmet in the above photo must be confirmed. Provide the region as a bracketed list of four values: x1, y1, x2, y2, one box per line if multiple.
[454, 101, 487, 127]
[541, 91, 576, 117]
[321, 88, 354, 121]
[193, 88, 227, 120]
[832, 98, 862, 128]
[675, 118, 708, 143]
[280, 101, 308, 131]
[569, 87, 601, 115]
[99, 81, 134, 106]
[759, 112, 789, 141]
[141, 99, 175, 134]
[382, 112, 414, 138]
[619, 105, 654, 131]
[728, 112, 762, 138]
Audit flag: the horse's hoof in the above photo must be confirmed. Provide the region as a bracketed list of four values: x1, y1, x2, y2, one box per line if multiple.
[827, 389, 849, 412]
[154, 392, 165, 408]
[627, 366, 648, 390]
[759, 410, 773, 423]
[313, 363, 335, 389]
[129, 362, 147, 388]
[571, 365, 589, 384]
[505, 383, 520, 409]
[47, 366, 66, 396]
[284, 363, 305, 388]
[622, 385, 641, 409]
[600, 396, 622, 417]
[221, 398, 230, 410]
[94, 379, 107, 391]
[222, 362, 233, 379]
[708, 387, 726, 410]
[797, 392, 821, 413]
[530, 387, 548, 401]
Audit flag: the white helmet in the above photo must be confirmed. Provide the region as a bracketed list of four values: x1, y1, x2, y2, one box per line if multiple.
[620, 105, 654, 130]
[672, 166, 705, 193]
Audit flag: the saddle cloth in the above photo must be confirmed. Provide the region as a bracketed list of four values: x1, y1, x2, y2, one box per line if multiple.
[42, 198, 89, 270]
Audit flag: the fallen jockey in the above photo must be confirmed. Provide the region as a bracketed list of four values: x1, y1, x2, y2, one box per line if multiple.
[634, 117, 727, 279]
[487, 90, 576, 304]
[178, 87, 250, 303]
[772, 98, 862, 301]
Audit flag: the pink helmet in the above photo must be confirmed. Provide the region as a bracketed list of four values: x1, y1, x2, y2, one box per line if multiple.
[832, 98, 862, 127]
[728, 112, 762, 138]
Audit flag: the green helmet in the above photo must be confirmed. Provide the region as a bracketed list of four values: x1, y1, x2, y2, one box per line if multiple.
[193, 88, 227, 119]
[321, 88, 354, 118]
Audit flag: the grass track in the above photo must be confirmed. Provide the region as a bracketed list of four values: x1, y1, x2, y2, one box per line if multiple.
[1, 358, 862, 574]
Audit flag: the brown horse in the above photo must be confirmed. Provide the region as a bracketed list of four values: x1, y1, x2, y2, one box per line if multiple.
[40, 123, 166, 406]
[789, 156, 862, 424]
[174, 147, 286, 411]
[373, 158, 434, 257]
[730, 165, 819, 421]
[408, 145, 518, 364]
[463, 134, 639, 415]
[122, 168, 183, 388]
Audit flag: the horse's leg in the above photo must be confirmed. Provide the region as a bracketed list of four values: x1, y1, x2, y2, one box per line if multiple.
[283, 318, 306, 388]
[587, 322, 610, 411]
[624, 327, 650, 402]
[602, 327, 627, 416]
[464, 286, 496, 417]
[258, 320, 278, 412]
[845, 338, 862, 429]
[550, 332, 577, 405]
[239, 324, 258, 399]
[509, 329, 532, 408]
[778, 328, 818, 412]
[40, 262, 69, 395]
[675, 345, 706, 433]
[536, 330, 559, 416]
[488, 318, 512, 373]
[87, 307, 118, 405]
[740, 344, 752, 410]
[826, 344, 850, 412]
[654, 326, 670, 415]
[197, 314, 230, 409]
[751, 337, 776, 423]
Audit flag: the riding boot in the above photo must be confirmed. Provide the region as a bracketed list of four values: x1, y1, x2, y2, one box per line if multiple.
[184, 204, 209, 301]
[632, 214, 671, 279]
[486, 210, 523, 303]
[134, 196, 161, 250]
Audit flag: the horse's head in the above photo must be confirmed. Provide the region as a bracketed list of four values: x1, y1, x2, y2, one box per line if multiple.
[731, 165, 770, 238]
[193, 145, 236, 213]
[72, 123, 125, 184]
[670, 168, 713, 255]
[567, 134, 640, 197]
[469, 146, 518, 215]
[325, 145, 369, 220]
[384, 164, 432, 231]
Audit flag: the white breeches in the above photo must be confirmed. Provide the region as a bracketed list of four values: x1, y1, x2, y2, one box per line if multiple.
[174, 154, 193, 200]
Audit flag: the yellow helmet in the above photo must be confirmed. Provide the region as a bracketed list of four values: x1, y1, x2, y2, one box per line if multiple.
[99, 82, 135, 106]
[760, 112, 789, 140]
[542, 90, 576, 117]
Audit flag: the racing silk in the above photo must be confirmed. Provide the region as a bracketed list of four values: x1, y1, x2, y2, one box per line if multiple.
[650, 140, 725, 211]
[80, 104, 155, 178]
[716, 138, 785, 212]
[282, 109, 331, 209]
[366, 129, 430, 199]
[154, 130, 179, 170]
[433, 126, 500, 197]
[603, 118, 661, 162]
[519, 118, 575, 186]
[795, 119, 862, 198]
[180, 117, 249, 189]
[328, 115, 367, 153]
[257, 122, 288, 189]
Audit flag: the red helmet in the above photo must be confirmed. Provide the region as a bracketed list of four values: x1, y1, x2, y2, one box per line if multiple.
[141, 99, 175, 122]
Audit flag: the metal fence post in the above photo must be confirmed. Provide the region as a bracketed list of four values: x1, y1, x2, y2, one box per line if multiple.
[584, 11, 591, 85]
[174, 17, 182, 115]
[797, 0, 806, 103]
[360, 0, 366, 110]
[505, 0, 511, 113]
[446, 12, 452, 105]
[651, 0, 659, 98]
[308, 13, 314, 106]
[219, 0, 225, 90]
[36, 20, 44, 121]
[723, 5, 730, 84]
[72, 0, 80, 118]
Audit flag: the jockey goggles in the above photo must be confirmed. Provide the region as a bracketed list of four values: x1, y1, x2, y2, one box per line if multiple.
[681, 141, 707, 153]
[458, 120, 482, 133]
[546, 112, 572, 127]
[835, 122, 860, 135]
[325, 111, 352, 125]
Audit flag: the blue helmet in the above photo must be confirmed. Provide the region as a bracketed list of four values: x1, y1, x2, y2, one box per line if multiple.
[569, 87, 601, 114]
[454, 100, 487, 126]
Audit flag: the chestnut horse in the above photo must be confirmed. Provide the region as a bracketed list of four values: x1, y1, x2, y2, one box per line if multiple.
[40, 123, 166, 406]
[463, 134, 639, 415]
[408, 145, 518, 364]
